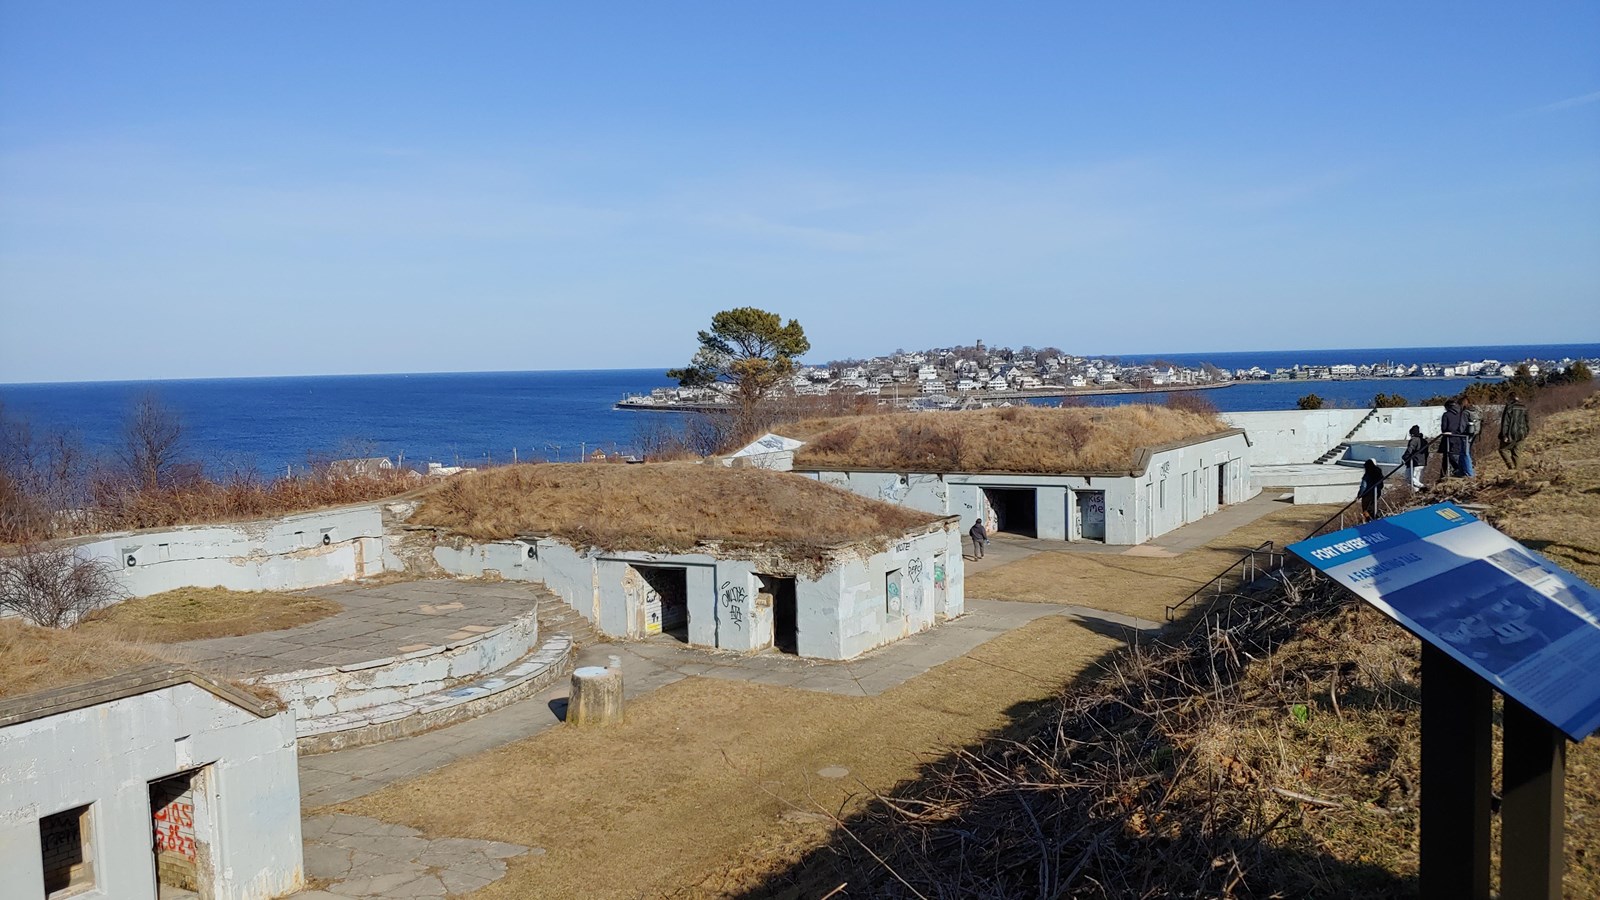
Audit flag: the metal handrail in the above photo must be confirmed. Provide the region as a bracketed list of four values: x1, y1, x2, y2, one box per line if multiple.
[1165, 540, 1283, 621]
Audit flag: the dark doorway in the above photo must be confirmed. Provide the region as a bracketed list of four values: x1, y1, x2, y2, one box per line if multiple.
[759, 574, 799, 654]
[636, 566, 689, 643]
[149, 770, 203, 899]
[984, 487, 1038, 537]
[1216, 462, 1228, 505]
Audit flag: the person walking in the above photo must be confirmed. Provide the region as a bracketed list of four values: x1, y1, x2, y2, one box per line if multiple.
[968, 519, 989, 559]
[1500, 393, 1530, 470]
[1439, 399, 1468, 482]
[1357, 458, 1384, 522]
[1402, 425, 1429, 489]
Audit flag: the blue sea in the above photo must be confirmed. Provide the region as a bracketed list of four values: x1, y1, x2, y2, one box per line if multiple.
[2, 343, 1595, 477]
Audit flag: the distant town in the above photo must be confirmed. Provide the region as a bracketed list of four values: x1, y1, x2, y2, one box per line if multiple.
[618, 341, 1597, 410]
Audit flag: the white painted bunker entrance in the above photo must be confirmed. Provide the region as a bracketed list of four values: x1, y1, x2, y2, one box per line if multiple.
[758, 574, 799, 654]
[150, 769, 206, 899]
[628, 564, 689, 642]
[982, 487, 1038, 537]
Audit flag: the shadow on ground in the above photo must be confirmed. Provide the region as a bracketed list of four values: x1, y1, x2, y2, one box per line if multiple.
[717, 578, 1423, 900]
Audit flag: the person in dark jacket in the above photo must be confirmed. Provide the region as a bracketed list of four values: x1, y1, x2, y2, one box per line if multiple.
[1500, 394, 1531, 469]
[1357, 458, 1384, 522]
[1402, 425, 1429, 489]
[968, 519, 989, 559]
[1439, 399, 1468, 481]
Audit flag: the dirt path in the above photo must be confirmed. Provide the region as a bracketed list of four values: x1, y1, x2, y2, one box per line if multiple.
[322, 503, 1341, 898]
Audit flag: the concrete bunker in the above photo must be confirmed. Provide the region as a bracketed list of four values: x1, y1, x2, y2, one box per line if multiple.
[792, 407, 1256, 546]
[412, 462, 967, 660]
[0, 662, 305, 900]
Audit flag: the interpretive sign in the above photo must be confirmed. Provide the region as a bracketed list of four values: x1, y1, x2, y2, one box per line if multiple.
[1289, 502, 1600, 741]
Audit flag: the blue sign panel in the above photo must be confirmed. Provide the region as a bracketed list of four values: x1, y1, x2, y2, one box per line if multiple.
[1289, 502, 1600, 741]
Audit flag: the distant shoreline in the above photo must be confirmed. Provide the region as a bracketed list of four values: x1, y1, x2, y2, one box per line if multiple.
[615, 374, 1502, 412]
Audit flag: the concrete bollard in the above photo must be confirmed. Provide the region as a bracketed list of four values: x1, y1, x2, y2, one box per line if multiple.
[568, 662, 624, 726]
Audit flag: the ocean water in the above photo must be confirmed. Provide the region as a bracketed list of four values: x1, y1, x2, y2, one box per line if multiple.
[2, 343, 1594, 476]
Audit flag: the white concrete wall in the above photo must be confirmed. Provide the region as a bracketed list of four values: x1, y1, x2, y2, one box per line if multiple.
[1222, 407, 1444, 465]
[68, 503, 390, 602]
[798, 432, 1252, 546]
[0, 684, 303, 900]
[431, 524, 963, 661]
[1134, 432, 1257, 544]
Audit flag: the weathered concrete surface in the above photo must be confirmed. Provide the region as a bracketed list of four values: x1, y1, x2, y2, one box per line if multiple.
[164, 580, 549, 679]
[71, 503, 391, 602]
[297, 598, 1147, 808]
[0, 682, 302, 900]
[298, 814, 530, 898]
[431, 520, 966, 661]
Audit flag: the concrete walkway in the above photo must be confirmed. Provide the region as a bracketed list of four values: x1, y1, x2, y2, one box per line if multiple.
[298, 598, 1158, 809]
[165, 580, 551, 678]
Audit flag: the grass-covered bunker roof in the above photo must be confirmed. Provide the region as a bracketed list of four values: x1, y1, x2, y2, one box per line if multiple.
[412, 462, 945, 560]
[791, 405, 1231, 475]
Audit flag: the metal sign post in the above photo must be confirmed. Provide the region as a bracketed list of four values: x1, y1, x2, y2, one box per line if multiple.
[1502, 698, 1566, 899]
[1289, 503, 1600, 900]
[1418, 644, 1491, 900]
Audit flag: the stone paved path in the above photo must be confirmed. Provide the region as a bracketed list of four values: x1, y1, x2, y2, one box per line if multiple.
[298, 598, 1158, 809]
[164, 580, 551, 678]
[295, 814, 532, 898]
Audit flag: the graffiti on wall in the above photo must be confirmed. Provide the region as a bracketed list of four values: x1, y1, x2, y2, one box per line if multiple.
[886, 577, 902, 615]
[154, 800, 197, 860]
[907, 558, 925, 611]
[720, 580, 747, 630]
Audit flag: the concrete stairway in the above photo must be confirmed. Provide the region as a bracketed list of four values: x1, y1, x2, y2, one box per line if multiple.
[535, 595, 605, 649]
[1314, 408, 1380, 465]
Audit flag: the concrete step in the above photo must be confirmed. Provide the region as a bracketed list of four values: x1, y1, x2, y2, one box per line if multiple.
[297, 633, 574, 755]
[1314, 442, 1350, 465]
[535, 597, 604, 648]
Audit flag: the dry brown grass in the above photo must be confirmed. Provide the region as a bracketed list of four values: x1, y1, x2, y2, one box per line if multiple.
[0, 617, 166, 699]
[412, 462, 941, 564]
[791, 404, 1228, 474]
[74, 587, 341, 643]
[967, 501, 1339, 623]
[329, 615, 1123, 900]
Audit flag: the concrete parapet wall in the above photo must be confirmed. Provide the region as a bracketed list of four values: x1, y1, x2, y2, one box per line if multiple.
[66, 503, 392, 602]
[1223, 407, 1444, 466]
[257, 610, 539, 721]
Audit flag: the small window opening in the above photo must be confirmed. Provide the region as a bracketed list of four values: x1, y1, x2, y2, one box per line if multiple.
[40, 804, 95, 898]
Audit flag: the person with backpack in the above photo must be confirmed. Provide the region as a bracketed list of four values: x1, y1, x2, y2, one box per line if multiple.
[1401, 425, 1429, 489]
[1500, 393, 1531, 469]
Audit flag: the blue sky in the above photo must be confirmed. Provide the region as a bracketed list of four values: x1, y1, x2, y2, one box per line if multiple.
[1, 2, 1597, 382]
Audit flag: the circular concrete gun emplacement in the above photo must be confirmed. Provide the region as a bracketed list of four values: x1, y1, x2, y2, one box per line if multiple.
[161, 580, 583, 753]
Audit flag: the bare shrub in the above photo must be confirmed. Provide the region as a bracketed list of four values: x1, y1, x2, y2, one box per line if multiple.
[119, 392, 187, 490]
[1165, 390, 1220, 415]
[0, 543, 124, 627]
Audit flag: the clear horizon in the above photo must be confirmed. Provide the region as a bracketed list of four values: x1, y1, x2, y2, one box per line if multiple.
[2, 340, 1595, 388]
[3, 3, 1597, 383]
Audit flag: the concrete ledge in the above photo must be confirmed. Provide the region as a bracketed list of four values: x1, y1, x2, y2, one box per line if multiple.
[0, 664, 283, 727]
[257, 610, 540, 720]
[297, 633, 574, 755]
